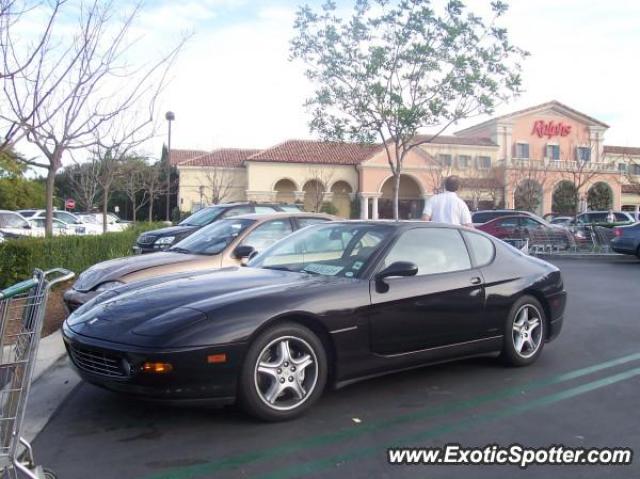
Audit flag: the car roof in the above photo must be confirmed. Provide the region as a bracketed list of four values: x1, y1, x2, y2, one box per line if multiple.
[228, 212, 335, 221]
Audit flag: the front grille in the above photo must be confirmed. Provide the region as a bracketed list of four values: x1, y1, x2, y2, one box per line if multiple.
[68, 344, 128, 378]
[137, 234, 157, 245]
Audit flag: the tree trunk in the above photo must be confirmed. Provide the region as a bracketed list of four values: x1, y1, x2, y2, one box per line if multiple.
[45, 167, 56, 237]
[102, 184, 110, 233]
[148, 191, 154, 222]
[393, 172, 401, 221]
[132, 196, 137, 222]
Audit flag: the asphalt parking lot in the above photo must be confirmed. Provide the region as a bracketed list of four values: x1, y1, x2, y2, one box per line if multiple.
[34, 257, 640, 479]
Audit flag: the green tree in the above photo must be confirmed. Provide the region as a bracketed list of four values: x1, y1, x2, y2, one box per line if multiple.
[552, 181, 578, 216]
[0, 148, 26, 178]
[291, 0, 527, 219]
[587, 182, 613, 211]
[0, 177, 46, 210]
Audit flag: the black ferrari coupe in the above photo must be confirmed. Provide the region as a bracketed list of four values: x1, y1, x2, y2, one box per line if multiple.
[63, 221, 566, 421]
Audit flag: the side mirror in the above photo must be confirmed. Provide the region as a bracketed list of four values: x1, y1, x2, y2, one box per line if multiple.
[375, 261, 418, 282]
[233, 245, 255, 260]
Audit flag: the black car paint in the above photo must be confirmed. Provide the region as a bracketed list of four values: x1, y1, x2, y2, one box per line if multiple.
[63, 222, 566, 403]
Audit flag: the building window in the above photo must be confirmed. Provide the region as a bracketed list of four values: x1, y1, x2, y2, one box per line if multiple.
[546, 144, 560, 160]
[478, 156, 492, 169]
[576, 146, 591, 162]
[515, 143, 529, 159]
[631, 164, 640, 175]
[457, 155, 471, 168]
[618, 163, 628, 174]
[438, 154, 453, 167]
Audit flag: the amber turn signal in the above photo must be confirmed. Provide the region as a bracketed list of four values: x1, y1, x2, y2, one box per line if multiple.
[141, 362, 173, 373]
[207, 353, 227, 364]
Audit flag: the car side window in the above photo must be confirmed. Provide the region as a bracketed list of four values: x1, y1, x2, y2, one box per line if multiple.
[296, 217, 329, 228]
[382, 228, 471, 276]
[614, 213, 629, 222]
[221, 206, 252, 218]
[521, 217, 542, 228]
[462, 231, 495, 267]
[497, 217, 518, 228]
[241, 220, 293, 251]
[254, 206, 278, 214]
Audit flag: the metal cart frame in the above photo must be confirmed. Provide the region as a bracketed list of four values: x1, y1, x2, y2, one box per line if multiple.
[0, 269, 74, 479]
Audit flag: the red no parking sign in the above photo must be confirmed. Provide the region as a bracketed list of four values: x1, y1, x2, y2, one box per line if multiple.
[65, 199, 76, 210]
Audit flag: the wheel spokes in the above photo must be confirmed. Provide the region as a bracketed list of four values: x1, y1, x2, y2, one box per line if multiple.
[514, 334, 525, 353]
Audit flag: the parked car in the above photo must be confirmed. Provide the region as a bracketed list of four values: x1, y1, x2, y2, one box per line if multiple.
[63, 221, 566, 421]
[0, 210, 34, 238]
[471, 209, 549, 226]
[575, 211, 636, 227]
[477, 215, 573, 249]
[75, 212, 130, 232]
[611, 223, 640, 258]
[64, 212, 332, 311]
[133, 202, 302, 254]
[18, 209, 102, 235]
[28, 217, 77, 236]
[550, 216, 574, 226]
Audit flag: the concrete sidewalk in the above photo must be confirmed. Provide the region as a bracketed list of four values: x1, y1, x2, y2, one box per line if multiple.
[22, 331, 81, 442]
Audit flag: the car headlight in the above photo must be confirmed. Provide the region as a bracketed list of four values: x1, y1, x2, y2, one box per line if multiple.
[154, 236, 175, 245]
[95, 281, 124, 292]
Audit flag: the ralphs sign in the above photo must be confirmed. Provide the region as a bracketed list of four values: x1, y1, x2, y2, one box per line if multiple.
[531, 120, 572, 139]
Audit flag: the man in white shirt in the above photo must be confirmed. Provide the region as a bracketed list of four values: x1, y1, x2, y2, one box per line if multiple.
[421, 175, 473, 227]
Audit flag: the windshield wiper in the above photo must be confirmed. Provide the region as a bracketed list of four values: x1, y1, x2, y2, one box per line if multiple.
[262, 266, 293, 272]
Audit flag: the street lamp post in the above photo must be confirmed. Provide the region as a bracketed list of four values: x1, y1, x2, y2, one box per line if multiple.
[165, 111, 175, 221]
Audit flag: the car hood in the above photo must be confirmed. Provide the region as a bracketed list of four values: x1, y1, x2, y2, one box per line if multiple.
[65, 267, 332, 345]
[73, 252, 200, 292]
[141, 224, 198, 238]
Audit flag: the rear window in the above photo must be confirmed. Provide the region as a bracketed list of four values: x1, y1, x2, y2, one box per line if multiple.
[472, 211, 506, 223]
[463, 231, 495, 266]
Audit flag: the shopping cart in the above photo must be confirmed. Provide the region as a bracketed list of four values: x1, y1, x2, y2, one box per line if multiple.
[0, 269, 74, 479]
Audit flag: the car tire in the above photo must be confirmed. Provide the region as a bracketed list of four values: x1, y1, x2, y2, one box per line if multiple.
[239, 322, 327, 421]
[501, 295, 546, 367]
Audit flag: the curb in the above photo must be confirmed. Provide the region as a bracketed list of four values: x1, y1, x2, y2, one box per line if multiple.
[23, 330, 81, 443]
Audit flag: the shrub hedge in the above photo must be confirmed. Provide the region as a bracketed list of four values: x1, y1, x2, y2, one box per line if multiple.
[0, 223, 165, 288]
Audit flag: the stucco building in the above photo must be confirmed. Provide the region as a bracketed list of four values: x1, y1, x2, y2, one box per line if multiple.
[174, 101, 640, 219]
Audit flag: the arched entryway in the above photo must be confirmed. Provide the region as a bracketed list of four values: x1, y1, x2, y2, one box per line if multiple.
[274, 179, 297, 204]
[514, 179, 543, 214]
[379, 175, 424, 219]
[330, 180, 353, 218]
[303, 179, 325, 212]
[552, 180, 578, 216]
[587, 181, 613, 211]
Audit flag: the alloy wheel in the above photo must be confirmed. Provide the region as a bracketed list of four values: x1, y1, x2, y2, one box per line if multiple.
[511, 304, 543, 359]
[254, 335, 319, 411]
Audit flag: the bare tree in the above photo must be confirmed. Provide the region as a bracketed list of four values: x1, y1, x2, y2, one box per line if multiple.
[65, 156, 101, 211]
[559, 142, 610, 215]
[506, 157, 552, 213]
[424, 152, 454, 196]
[120, 157, 149, 222]
[144, 162, 165, 222]
[0, 0, 65, 150]
[305, 165, 334, 212]
[198, 168, 234, 205]
[462, 164, 505, 210]
[1, 0, 186, 235]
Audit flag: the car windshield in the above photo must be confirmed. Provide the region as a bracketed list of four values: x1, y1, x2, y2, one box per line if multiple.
[0, 212, 29, 228]
[170, 218, 255, 255]
[249, 223, 393, 278]
[179, 206, 225, 226]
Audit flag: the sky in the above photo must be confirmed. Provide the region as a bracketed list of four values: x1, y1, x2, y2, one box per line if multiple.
[12, 0, 640, 166]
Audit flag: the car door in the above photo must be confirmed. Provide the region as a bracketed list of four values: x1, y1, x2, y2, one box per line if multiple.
[491, 217, 519, 239]
[368, 227, 485, 355]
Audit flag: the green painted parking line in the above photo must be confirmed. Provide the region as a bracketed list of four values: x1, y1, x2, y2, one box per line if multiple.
[256, 366, 640, 479]
[143, 351, 640, 479]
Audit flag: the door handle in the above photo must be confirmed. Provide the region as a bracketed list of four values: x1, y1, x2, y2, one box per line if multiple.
[470, 276, 482, 285]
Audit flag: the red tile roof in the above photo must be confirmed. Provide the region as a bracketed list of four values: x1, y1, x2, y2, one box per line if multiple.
[246, 140, 381, 165]
[180, 148, 261, 168]
[603, 145, 640, 156]
[169, 149, 209, 165]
